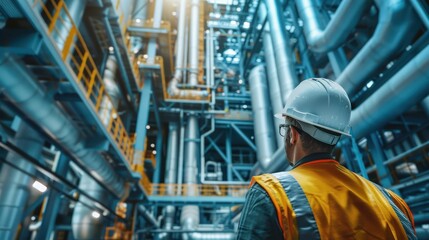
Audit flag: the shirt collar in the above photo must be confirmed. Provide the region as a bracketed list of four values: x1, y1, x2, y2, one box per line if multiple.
[292, 152, 334, 169]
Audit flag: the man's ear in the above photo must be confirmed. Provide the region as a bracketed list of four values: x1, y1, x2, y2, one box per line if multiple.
[290, 127, 297, 144]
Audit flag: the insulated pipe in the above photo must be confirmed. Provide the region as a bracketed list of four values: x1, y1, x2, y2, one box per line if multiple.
[72, 174, 108, 240]
[188, 0, 200, 86]
[336, 0, 418, 96]
[99, 55, 121, 126]
[0, 124, 43, 240]
[181, 116, 200, 239]
[168, 0, 208, 98]
[249, 65, 277, 170]
[295, 0, 371, 52]
[163, 122, 179, 233]
[351, 43, 429, 139]
[0, 55, 127, 198]
[55, 0, 86, 53]
[263, 0, 299, 105]
[260, 5, 283, 147]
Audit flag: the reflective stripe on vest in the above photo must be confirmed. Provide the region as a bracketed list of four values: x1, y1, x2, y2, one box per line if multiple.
[374, 185, 417, 240]
[252, 173, 320, 239]
[273, 172, 321, 240]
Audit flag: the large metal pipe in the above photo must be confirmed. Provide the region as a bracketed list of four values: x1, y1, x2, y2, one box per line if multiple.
[0, 55, 127, 198]
[99, 55, 121, 126]
[181, 116, 200, 239]
[260, 5, 283, 147]
[249, 65, 277, 170]
[295, 0, 371, 53]
[168, 0, 208, 98]
[72, 174, 109, 240]
[351, 43, 429, 139]
[188, 0, 200, 86]
[55, 0, 86, 52]
[163, 122, 179, 233]
[336, 0, 418, 96]
[263, 0, 299, 105]
[0, 123, 43, 240]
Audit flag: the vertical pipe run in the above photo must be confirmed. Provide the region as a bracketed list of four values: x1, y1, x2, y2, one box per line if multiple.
[188, 0, 200, 86]
[181, 116, 200, 239]
[263, 0, 299, 104]
[260, 5, 283, 147]
[163, 122, 179, 233]
[0, 123, 43, 240]
[249, 65, 277, 170]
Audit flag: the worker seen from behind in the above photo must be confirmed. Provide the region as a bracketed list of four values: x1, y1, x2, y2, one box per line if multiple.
[236, 78, 416, 239]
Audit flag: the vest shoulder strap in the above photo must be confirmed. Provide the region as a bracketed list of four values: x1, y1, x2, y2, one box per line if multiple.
[374, 185, 417, 240]
[252, 172, 321, 240]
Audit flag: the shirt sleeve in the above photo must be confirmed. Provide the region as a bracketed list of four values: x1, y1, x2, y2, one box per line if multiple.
[236, 183, 284, 240]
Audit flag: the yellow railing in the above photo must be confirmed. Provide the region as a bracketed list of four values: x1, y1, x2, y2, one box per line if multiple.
[105, 222, 131, 240]
[34, 0, 135, 165]
[150, 184, 248, 197]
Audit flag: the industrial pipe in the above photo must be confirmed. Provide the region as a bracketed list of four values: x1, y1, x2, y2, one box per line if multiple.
[295, 0, 371, 52]
[0, 55, 128, 198]
[351, 42, 429, 139]
[72, 174, 109, 240]
[188, 0, 200, 86]
[248, 65, 277, 170]
[263, 0, 299, 105]
[0, 123, 43, 240]
[163, 122, 179, 235]
[260, 4, 283, 147]
[336, 0, 419, 96]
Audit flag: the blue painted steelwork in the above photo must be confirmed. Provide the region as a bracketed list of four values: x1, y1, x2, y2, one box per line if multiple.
[230, 123, 257, 151]
[368, 133, 393, 187]
[226, 129, 233, 181]
[35, 154, 70, 240]
[134, 78, 152, 152]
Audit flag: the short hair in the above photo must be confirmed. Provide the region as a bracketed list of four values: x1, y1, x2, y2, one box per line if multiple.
[287, 117, 336, 153]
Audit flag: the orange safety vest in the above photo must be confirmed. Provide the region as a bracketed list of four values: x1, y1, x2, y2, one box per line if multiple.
[251, 159, 416, 240]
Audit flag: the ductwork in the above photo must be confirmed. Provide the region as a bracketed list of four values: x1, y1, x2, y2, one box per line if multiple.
[163, 122, 179, 235]
[351, 43, 429, 139]
[295, 0, 371, 53]
[263, 0, 299, 105]
[168, 0, 208, 98]
[188, 0, 200, 86]
[249, 65, 277, 170]
[260, 5, 283, 147]
[336, 0, 419, 96]
[0, 55, 127, 198]
[0, 123, 43, 240]
[72, 174, 109, 240]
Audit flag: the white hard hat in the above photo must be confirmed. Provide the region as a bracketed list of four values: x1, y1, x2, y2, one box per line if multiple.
[275, 78, 351, 145]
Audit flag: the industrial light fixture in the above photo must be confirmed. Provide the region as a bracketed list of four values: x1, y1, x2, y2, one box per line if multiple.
[92, 211, 101, 219]
[146, 125, 151, 130]
[152, 150, 157, 155]
[150, 143, 155, 148]
[32, 180, 47, 193]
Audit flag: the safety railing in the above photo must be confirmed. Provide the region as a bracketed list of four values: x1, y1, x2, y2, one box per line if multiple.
[150, 183, 249, 197]
[34, 0, 135, 165]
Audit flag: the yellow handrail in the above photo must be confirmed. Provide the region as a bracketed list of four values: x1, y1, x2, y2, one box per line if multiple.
[34, 0, 135, 166]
